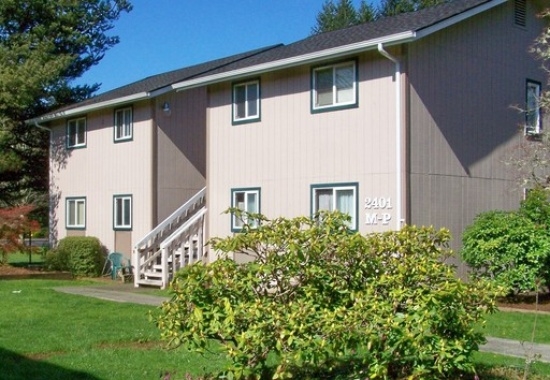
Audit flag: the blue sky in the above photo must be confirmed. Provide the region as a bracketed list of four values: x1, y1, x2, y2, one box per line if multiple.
[76, 0, 380, 94]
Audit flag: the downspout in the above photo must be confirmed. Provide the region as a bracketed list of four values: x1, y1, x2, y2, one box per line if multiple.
[377, 43, 404, 230]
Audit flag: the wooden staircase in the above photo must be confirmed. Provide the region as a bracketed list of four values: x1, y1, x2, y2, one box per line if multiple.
[132, 188, 207, 289]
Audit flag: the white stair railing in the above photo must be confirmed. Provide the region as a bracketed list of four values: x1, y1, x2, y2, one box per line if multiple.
[133, 188, 207, 288]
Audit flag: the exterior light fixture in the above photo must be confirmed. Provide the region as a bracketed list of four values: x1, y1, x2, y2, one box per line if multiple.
[161, 101, 171, 116]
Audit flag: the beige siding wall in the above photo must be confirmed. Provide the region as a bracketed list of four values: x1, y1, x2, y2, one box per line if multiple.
[155, 88, 207, 222]
[408, 0, 546, 259]
[49, 100, 155, 257]
[207, 51, 402, 251]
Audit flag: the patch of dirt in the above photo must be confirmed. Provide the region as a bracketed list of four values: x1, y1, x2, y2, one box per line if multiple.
[0, 264, 72, 280]
[497, 292, 550, 313]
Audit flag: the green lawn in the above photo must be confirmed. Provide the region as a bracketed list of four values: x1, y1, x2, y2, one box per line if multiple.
[7, 251, 45, 266]
[483, 308, 550, 344]
[1, 278, 550, 380]
[0, 279, 225, 380]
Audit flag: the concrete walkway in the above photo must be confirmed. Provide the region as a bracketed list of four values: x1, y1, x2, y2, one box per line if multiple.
[54, 285, 550, 363]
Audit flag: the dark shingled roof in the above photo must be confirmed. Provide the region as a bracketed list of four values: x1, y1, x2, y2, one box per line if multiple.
[44, 0, 495, 117]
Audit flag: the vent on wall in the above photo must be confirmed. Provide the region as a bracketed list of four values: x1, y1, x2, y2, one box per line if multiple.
[515, 0, 526, 27]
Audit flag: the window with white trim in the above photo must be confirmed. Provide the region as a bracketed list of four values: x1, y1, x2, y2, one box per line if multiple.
[311, 183, 358, 230]
[312, 61, 357, 111]
[231, 188, 260, 231]
[66, 197, 86, 229]
[526, 80, 542, 135]
[114, 195, 132, 230]
[233, 80, 260, 123]
[114, 107, 133, 141]
[67, 117, 86, 148]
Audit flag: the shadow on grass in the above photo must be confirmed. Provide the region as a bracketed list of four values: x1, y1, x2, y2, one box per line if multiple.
[0, 347, 101, 380]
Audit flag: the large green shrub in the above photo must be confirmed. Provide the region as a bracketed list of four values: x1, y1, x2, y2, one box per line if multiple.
[156, 212, 500, 380]
[45, 236, 105, 277]
[462, 191, 550, 294]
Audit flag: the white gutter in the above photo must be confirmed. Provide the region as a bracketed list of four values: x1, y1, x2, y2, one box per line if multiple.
[27, 92, 150, 124]
[173, 31, 417, 91]
[377, 43, 403, 230]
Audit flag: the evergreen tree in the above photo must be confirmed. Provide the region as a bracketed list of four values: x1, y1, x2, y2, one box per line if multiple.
[312, 0, 358, 34]
[0, 0, 132, 224]
[312, 0, 452, 34]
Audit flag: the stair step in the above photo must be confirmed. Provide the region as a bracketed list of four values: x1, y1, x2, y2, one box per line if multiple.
[136, 278, 163, 287]
[143, 271, 163, 278]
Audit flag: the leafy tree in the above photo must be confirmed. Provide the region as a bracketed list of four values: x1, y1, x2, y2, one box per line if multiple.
[461, 190, 550, 294]
[0, 0, 132, 223]
[156, 211, 500, 380]
[0, 205, 40, 264]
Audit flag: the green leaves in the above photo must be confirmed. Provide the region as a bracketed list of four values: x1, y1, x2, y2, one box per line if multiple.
[155, 212, 498, 379]
[461, 188, 550, 294]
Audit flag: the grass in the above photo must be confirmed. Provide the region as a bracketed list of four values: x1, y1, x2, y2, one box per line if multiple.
[2, 278, 550, 380]
[0, 279, 226, 380]
[7, 251, 45, 266]
[483, 309, 550, 344]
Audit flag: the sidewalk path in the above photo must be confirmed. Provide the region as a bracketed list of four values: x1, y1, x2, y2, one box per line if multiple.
[54, 286, 550, 363]
[54, 286, 170, 306]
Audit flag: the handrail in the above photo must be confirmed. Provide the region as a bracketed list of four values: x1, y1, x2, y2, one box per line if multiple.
[160, 208, 207, 249]
[134, 187, 206, 250]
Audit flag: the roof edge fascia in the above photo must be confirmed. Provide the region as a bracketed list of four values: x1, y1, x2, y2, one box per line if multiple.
[415, 0, 508, 39]
[172, 31, 417, 91]
[27, 92, 150, 124]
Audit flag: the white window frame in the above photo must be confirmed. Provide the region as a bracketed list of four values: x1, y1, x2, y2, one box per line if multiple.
[66, 197, 86, 229]
[113, 195, 132, 230]
[232, 80, 260, 123]
[114, 107, 133, 142]
[525, 80, 542, 136]
[67, 117, 86, 148]
[231, 188, 260, 231]
[312, 60, 357, 111]
[311, 183, 358, 230]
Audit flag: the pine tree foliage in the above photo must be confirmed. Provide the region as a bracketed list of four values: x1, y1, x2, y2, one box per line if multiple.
[0, 0, 132, 222]
[312, 0, 451, 34]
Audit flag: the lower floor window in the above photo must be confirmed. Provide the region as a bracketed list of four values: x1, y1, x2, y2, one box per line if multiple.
[231, 188, 260, 231]
[114, 195, 132, 230]
[66, 197, 86, 229]
[311, 183, 358, 230]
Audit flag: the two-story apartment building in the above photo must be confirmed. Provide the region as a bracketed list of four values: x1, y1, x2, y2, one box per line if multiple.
[31, 0, 548, 287]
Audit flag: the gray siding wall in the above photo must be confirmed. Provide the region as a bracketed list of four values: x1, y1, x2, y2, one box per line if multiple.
[408, 0, 546, 261]
[155, 88, 207, 222]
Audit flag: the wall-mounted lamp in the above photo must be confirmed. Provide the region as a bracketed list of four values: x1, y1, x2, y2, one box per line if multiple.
[161, 101, 171, 116]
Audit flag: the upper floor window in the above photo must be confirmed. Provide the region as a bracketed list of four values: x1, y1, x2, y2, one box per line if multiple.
[312, 60, 357, 112]
[114, 107, 133, 142]
[525, 80, 542, 135]
[114, 195, 132, 230]
[233, 80, 260, 124]
[66, 197, 86, 229]
[67, 117, 86, 148]
[311, 183, 358, 230]
[231, 188, 260, 231]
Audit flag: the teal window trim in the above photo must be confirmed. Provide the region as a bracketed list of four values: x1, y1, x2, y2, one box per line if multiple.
[232, 79, 261, 125]
[231, 187, 261, 232]
[66, 196, 86, 230]
[113, 194, 132, 231]
[66, 117, 87, 149]
[114, 106, 133, 143]
[525, 79, 542, 136]
[310, 182, 359, 231]
[311, 59, 358, 114]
